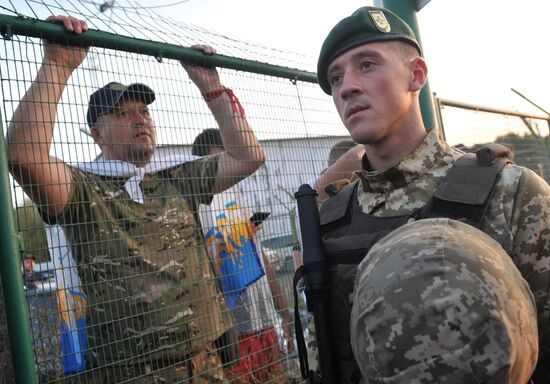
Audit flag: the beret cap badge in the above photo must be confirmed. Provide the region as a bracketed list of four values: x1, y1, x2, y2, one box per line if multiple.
[368, 10, 391, 33]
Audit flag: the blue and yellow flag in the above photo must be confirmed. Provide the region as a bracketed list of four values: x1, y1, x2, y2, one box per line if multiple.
[56, 286, 89, 374]
[47, 225, 89, 374]
[204, 199, 265, 309]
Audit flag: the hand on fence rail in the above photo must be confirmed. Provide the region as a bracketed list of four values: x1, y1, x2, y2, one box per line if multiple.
[6, 15, 91, 218]
[181, 44, 266, 195]
[43, 16, 89, 71]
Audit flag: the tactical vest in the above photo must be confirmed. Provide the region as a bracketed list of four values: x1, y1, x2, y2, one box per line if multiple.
[297, 144, 511, 384]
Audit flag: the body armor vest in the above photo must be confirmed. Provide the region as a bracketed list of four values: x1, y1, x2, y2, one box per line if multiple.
[310, 144, 510, 383]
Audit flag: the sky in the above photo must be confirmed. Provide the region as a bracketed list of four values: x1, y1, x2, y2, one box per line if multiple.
[147, 0, 550, 116]
[3, 0, 549, 200]
[4, 0, 549, 115]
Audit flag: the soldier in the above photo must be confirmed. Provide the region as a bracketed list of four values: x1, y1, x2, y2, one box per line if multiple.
[7, 15, 265, 382]
[312, 5, 550, 383]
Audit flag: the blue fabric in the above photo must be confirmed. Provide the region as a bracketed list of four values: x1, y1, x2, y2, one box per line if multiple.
[58, 289, 89, 374]
[205, 211, 265, 309]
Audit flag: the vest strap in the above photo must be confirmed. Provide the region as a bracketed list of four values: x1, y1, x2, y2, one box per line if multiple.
[425, 156, 508, 227]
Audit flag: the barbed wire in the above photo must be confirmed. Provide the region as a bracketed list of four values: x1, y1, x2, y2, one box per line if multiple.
[1, 0, 315, 70]
[105, 0, 194, 10]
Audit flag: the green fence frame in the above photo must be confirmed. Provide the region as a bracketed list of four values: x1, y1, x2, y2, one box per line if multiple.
[0, 120, 36, 383]
[0, 14, 317, 83]
[0, 13, 323, 383]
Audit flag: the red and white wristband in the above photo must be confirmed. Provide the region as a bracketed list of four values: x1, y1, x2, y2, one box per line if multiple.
[202, 87, 246, 118]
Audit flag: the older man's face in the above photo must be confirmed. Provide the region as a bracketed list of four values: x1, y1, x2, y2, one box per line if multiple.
[93, 99, 157, 166]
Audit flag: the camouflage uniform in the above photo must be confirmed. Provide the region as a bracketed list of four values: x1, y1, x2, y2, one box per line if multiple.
[350, 218, 538, 383]
[311, 4, 550, 382]
[351, 129, 550, 381]
[43, 156, 234, 381]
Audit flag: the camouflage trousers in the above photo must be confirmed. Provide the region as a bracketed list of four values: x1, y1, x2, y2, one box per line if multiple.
[63, 342, 229, 383]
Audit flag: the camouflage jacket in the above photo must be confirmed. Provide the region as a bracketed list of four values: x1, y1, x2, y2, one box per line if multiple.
[356, 129, 550, 375]
[45, 157, 233, 366]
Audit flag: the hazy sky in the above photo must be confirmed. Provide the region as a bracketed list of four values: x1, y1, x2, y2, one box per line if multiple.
[154, 0, 550, 116]
[5, 0, 549, 115]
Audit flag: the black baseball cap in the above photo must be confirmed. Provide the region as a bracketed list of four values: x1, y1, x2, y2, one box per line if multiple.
[86, 82, 155, 126]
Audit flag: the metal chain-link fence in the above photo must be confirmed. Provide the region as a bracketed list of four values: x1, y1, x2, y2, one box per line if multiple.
[0, 2, 548, 384]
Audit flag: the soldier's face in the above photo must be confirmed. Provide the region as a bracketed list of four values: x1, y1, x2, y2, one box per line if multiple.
[327, 42, 414, 145]
[93, 99, 157, 166]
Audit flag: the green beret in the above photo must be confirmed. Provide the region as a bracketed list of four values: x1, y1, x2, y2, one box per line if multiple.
[317, 6, 421, 95]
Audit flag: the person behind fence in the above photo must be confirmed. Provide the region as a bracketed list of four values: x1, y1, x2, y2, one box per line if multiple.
[307, 5, 550, 384]
[193, 128, 294, 383]
[22, 253, 53, 291]
[22, 253, 38, 290]
[327, 139, 357, 169]
[6, 15, 266, 383]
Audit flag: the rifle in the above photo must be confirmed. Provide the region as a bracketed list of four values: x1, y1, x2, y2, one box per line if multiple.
[293, 184, 336, 383]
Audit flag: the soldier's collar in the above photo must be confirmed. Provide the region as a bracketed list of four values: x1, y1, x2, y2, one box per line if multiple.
[358, 130, 446, 193]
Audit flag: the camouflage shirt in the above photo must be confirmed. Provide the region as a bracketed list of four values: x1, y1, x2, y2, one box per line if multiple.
[45, 157, 233, 366]
[356, 129, 550, 373]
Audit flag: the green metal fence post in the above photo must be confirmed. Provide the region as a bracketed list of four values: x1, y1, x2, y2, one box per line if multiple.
[382, 0, 437, 130]
[0, 116, 37, 383]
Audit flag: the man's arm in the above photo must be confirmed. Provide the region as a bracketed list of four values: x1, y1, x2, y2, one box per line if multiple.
[315, 144, 365, 201]
[6, 16, 88, 217]
[180, 45, 266, 194]
[261, 250, 295, 353]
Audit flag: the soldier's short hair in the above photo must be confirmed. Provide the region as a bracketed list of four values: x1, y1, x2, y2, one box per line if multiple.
[192, 128, 223, 156]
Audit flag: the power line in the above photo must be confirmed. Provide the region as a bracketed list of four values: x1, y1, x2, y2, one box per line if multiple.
[105, 0, 193, 10]
[0, 4, 15, 14]
[82, 0, 193, 13]
[99, 0, 116, 13]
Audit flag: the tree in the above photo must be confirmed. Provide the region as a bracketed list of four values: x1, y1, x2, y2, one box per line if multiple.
[14, 199, 49, 262]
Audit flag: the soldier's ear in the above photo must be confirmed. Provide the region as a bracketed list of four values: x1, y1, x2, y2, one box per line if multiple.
[409, 57, 427, 92]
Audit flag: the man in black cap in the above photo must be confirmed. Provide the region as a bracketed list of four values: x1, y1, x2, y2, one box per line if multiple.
[7, 15, 265, 383]
[311, 5, 550, 384]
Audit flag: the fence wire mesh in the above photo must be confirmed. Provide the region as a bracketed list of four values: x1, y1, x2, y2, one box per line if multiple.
[439, 104, 550, 183]
[0, 2, 549, 384]
[0, 6, 344, 383]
